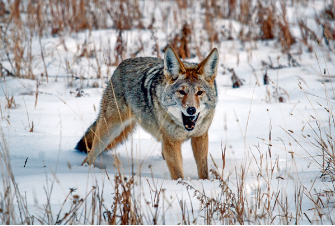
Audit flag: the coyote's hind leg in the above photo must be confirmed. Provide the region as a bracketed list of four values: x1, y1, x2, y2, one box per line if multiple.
[83, 110, 135, 165]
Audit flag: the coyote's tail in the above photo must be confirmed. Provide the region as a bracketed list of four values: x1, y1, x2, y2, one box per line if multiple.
[75, 121, 97, 153]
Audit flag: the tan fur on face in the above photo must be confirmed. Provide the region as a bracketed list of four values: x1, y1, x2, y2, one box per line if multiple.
[185, 69, 199, 79]
[181, 91, 200, 110]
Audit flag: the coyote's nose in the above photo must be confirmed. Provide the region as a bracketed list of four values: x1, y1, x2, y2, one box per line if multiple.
[187, 107, 196, 115]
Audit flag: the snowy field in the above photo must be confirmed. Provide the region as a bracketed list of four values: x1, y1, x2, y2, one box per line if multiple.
[1, 0, 335, 224]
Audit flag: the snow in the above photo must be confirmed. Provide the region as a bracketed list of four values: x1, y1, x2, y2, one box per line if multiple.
[1, 0, 335, 224]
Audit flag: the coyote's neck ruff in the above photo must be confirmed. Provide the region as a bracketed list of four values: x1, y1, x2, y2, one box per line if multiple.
[76, 46, 219, 180]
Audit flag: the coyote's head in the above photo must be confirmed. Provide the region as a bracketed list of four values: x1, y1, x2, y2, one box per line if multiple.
[161, 46, 219, 131]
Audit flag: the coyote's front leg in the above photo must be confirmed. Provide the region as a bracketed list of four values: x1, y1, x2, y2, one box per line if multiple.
[162, 136, 184, 180]
[191, 132, 209, 179]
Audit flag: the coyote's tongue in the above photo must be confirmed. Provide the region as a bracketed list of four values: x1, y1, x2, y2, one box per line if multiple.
[182, 113, 199, 131]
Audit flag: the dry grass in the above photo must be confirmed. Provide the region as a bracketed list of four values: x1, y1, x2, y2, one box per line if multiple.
[228, 67, 244, 88]
[0, 0, 328, 81]
[0, 134, 325, 224]
[0, 116, 334, 224]
[0, 84, 17, 109]
[257, 1, 275, 40]
[290, 80, 335, 182]
[168, 23, 192, 60]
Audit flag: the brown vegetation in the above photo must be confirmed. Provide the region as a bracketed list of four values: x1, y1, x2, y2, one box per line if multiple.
[0, 0, 331, 80]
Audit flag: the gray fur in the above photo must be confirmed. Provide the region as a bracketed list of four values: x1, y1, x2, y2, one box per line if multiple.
[76, 47, 219, 179]
[108, 57, 217, 141]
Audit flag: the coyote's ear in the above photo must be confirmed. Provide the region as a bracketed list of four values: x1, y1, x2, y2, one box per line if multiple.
[197, 48, 219, 83]
[164, 45, 186, 81]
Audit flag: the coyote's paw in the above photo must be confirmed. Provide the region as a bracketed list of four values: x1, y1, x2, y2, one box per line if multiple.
[81, 156, 91, 166]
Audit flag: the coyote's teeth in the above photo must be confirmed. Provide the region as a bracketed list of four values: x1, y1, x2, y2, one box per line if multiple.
[182, 112, 200, 131]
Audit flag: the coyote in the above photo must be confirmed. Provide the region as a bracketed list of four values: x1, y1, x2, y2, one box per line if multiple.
[76, 46, 219, 180]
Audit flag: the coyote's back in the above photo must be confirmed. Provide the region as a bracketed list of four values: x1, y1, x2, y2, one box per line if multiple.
[76, 46, 219, 180]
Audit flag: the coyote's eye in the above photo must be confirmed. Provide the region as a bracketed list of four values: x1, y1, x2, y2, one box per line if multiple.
[178, 90, 186, 95]
[196, 91, 203, 95]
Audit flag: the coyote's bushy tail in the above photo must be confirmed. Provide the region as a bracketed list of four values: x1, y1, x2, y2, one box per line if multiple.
[75, 121, 97, 153]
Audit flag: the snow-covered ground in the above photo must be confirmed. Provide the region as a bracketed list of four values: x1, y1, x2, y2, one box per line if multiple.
[1, 0, 335, 224]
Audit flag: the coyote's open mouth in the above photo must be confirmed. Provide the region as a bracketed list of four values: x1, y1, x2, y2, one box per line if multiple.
[182, 112, 199, 131]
